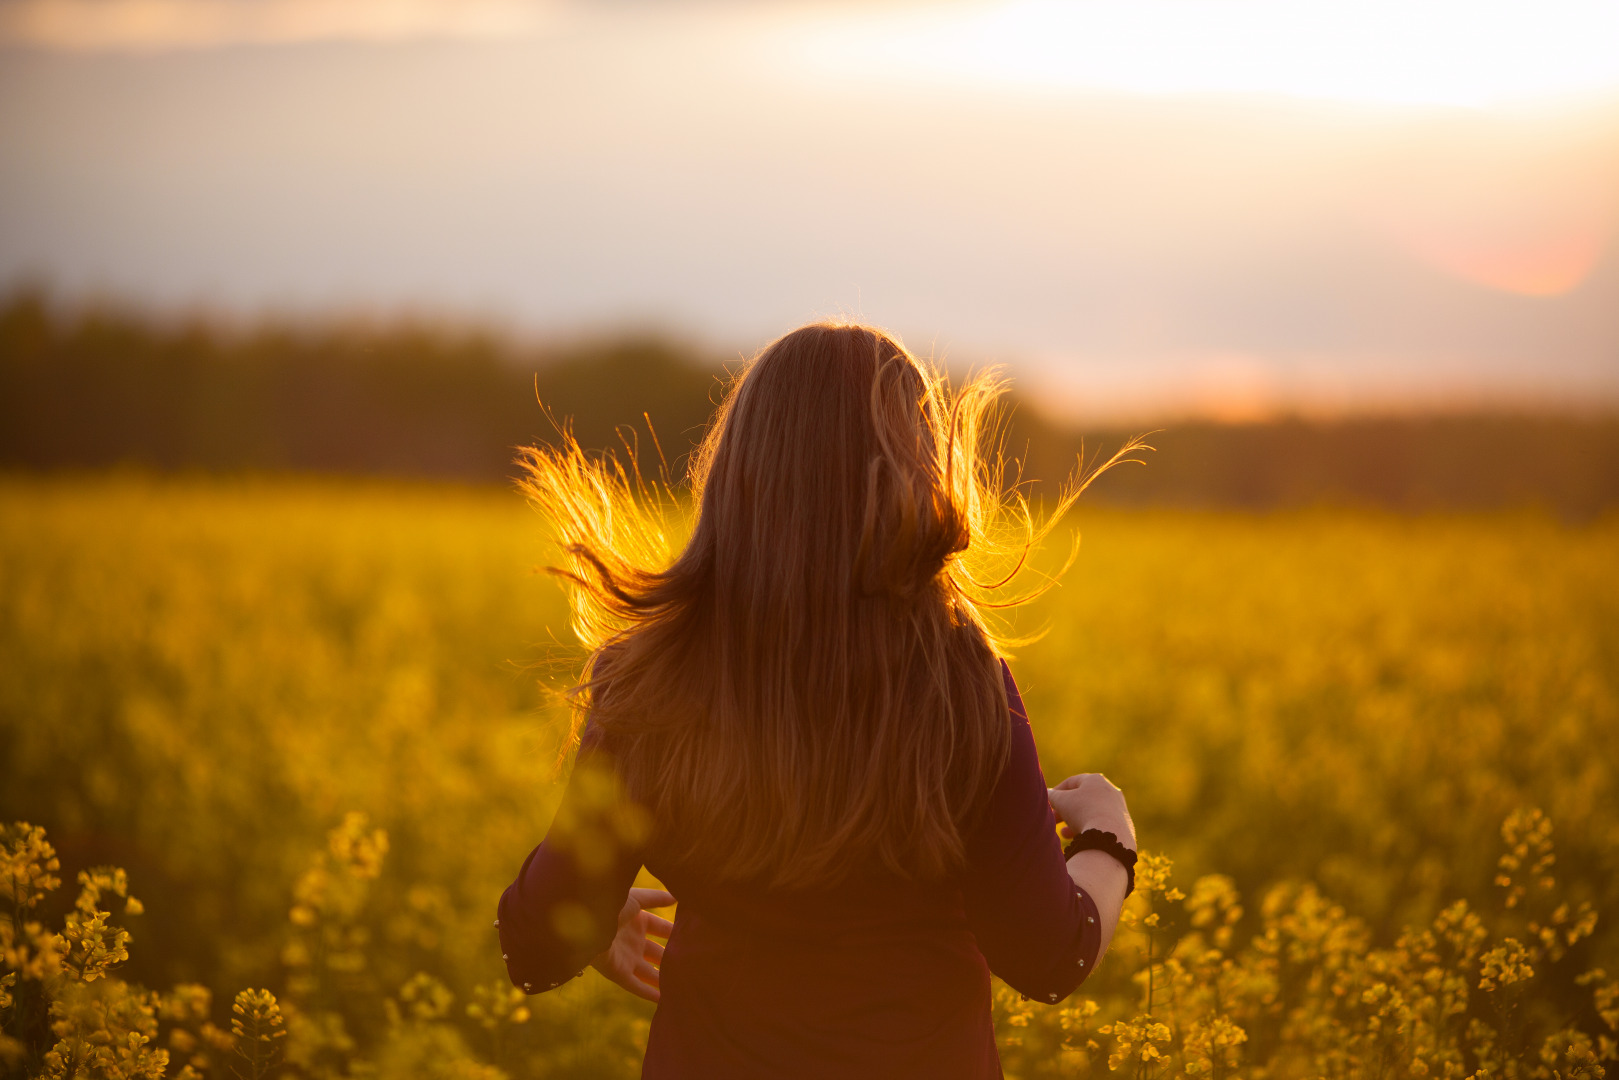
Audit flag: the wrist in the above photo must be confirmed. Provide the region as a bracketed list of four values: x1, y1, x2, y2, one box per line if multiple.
[1076, 816, 1135, 850]
[1062, 828, 1138, 897]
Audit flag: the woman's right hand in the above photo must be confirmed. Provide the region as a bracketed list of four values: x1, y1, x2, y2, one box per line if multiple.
[590, 887, 676, 1003]
[1048, 773, 1136, 850]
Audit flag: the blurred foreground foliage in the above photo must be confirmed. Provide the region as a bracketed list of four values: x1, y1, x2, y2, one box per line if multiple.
[2, 477, 1617, 1077]
[4, 291, 1618, 515]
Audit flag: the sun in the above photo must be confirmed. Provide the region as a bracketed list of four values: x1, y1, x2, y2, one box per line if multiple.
[791, 0, 1619, 110]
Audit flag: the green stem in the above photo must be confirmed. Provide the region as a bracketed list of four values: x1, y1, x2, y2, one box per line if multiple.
[1146, 926, 1155, 1016]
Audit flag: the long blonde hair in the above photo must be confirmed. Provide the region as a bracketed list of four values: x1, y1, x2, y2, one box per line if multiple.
[518, 322, 1136, 888]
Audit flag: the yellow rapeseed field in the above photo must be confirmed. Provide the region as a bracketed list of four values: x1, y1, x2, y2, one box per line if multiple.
[2, 476, 1616, 1078]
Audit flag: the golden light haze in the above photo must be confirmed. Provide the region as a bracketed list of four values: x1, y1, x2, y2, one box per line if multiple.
[0, 0, 559, 51]
[10, 0, 1619, 112]
[0, 0, 1615, 420]
[788, 0, 1619, 109]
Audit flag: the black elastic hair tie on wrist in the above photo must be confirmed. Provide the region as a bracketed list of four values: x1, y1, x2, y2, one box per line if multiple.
[1062, 829, 1138, 899]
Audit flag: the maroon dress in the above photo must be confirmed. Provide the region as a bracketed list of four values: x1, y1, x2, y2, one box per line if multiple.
[497, 662, 1102, 1079]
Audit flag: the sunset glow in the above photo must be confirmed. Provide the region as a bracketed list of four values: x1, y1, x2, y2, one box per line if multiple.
[0, 0, 557, 50]
[1405, 228, 1608, 297]
[7, 0, 1619, 113]
[790, 0, 1619, 109]
[2, 0, 1616, 418]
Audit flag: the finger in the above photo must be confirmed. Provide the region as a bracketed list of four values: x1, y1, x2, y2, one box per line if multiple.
[1054, 774, 1088, 791]
[1060, 824, 1074, 839]
[644, 939, 666, 963]
[635, 960, 662, 988]
[641, 913, 675, 939]
[630, 888, 677, 909]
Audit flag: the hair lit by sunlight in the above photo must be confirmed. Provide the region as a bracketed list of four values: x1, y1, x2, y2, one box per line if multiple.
[788, 0, 1619, 109]
[514, 323, 1149, 888]
[516, 346, 1148, 659]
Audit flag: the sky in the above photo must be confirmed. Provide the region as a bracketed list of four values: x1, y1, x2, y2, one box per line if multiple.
[1, 0, 1616, 421]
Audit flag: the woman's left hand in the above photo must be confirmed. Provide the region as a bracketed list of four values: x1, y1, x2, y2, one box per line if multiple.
[590, 887, 676, 1003]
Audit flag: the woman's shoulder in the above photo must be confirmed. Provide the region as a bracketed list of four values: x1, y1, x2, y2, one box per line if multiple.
[995, 656, 1028, 727]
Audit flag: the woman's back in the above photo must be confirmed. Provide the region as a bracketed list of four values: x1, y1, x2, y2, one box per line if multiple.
[646, 858, 1001, 1077]
[499, 664, 1102, 1079]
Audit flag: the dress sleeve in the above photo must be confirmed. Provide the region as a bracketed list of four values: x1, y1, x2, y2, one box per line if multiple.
[496, 723, 650, 994]
[961, 660, 1103, 1004]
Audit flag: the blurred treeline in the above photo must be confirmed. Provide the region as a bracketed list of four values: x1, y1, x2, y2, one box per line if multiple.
[4, 291, 1616, 515]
